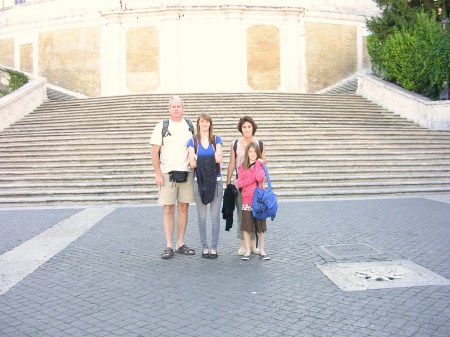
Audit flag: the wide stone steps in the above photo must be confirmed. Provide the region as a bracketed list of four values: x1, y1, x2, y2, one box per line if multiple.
[1, 92, 450, 206]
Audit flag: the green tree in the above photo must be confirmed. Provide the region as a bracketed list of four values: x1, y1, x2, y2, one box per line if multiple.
[367, 0, 449, 39]
[366, 1, 450, 100]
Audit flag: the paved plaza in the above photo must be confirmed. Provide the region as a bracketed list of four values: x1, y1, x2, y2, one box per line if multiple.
[0, 195, 449, 337]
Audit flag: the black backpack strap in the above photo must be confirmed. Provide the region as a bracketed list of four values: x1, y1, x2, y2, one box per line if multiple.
[161, 119, 170, 146]
[161, 118, 194, 146]
[186, 119, 194, 135]
[233, 139, 238, 178]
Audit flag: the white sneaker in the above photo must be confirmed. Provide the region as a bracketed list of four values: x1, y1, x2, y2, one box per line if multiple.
[237, 247, 246, 256]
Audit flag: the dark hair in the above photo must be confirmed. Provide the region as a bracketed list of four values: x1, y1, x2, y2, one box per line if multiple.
[237, 116, 257, 135]
[243, 142, 262, 169]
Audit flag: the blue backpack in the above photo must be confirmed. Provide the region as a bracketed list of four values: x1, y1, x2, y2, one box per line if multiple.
[252, 164, 278, 221]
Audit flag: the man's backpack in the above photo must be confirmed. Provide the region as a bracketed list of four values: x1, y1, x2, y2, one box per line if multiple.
[161, 118, 194, 146]
[252, 164, 278, 221]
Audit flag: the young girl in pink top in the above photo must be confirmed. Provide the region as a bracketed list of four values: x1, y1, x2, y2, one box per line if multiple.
[237, 142, 270, 260]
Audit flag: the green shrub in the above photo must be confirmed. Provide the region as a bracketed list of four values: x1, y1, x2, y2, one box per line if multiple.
[0, 68, 29, 97]
[367, 12, 450, 100]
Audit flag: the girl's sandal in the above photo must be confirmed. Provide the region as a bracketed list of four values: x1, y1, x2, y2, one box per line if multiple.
[176, 244, 195, 255]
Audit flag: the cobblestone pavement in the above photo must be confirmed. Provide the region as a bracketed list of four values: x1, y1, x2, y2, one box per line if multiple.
[0, 196, 449, 337]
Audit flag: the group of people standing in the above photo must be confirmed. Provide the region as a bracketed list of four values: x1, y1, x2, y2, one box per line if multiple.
[150, 96, 270, 261]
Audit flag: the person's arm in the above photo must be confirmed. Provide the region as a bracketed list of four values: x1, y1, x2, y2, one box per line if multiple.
[151, 144, 164, 187]
[261, 143, 267, 163]
[255, 160, 265, 184]
[188, 146, 197, 169]
[215, 143, 223, 164]
[226, 142, 235, 184]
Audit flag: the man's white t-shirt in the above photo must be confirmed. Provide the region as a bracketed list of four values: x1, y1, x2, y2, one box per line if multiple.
[150, 119, 192, 174]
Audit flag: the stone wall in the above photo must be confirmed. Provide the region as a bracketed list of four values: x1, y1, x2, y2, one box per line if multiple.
[19, 43, 33, 73]
[305, 22, 357, 93]
[0, 1, 378, 96]
[0, 39, 14, 67]
[38, 27, 101, 97]
[357, 73, 450, 130]
[247, 25, 280, 91]
[126, 27, 160, 93]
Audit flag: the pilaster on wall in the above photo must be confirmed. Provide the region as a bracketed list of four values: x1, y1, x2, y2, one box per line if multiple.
[101, 18, 124, 96]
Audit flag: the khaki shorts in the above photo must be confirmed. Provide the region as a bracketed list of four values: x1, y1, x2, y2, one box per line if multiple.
[158, 172, 195, 205]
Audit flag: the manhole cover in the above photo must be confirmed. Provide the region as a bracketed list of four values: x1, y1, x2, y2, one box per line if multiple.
[317, 260, 450, 291]
[320, 243, 382, 258]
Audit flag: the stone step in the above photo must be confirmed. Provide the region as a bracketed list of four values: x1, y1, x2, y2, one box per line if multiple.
[1, 148, 449, 158]
[1, 165, 449, 176]
[28, 104, 391, 113]
[1, 179, 449, 194]
[4, 134, 447, 144]
[0, 169, 447, 179]
[1, 147, 449, 158]
[1, 175, 449, 188]
[1, 139, 449, 149]
[1, 185, 450, 207]
[1, 155, 449, 166]
[1, 127, 448, 137]
[10, 115, 415, 126]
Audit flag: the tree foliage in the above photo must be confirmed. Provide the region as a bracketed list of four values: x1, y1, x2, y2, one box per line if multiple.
[367, 0, 449, 38]
[366, 0, 450, 100]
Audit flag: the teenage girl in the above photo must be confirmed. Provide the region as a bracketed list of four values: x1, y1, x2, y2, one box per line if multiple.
[237, 142, 270, 260]
[188, 113, 223, 259]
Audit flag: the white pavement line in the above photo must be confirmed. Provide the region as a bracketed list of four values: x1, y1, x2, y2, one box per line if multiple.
[0, 207, 116, 295]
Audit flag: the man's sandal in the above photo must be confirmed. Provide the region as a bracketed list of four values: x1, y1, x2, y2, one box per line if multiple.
[176, 244, 195, 255]
[161, 247, 174, 259]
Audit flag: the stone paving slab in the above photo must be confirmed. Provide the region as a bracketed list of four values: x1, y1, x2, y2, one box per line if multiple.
[0, 197, 449, 337]
[0, 208, 82, 254]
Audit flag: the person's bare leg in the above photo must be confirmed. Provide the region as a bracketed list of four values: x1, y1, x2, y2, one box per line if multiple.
[163, 204, 175, 248]
[243, 231, 251, 257]
[251, 239, 259, 253]
[257, 232, 266, 256]
[175, 202, 189, 249]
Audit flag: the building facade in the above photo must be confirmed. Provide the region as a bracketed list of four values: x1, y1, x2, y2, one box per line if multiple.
[0, 0, 379, 97]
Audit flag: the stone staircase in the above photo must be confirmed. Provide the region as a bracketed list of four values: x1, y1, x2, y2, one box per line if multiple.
[1, 93, 450, 206]
[324, 77, 358, 95]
